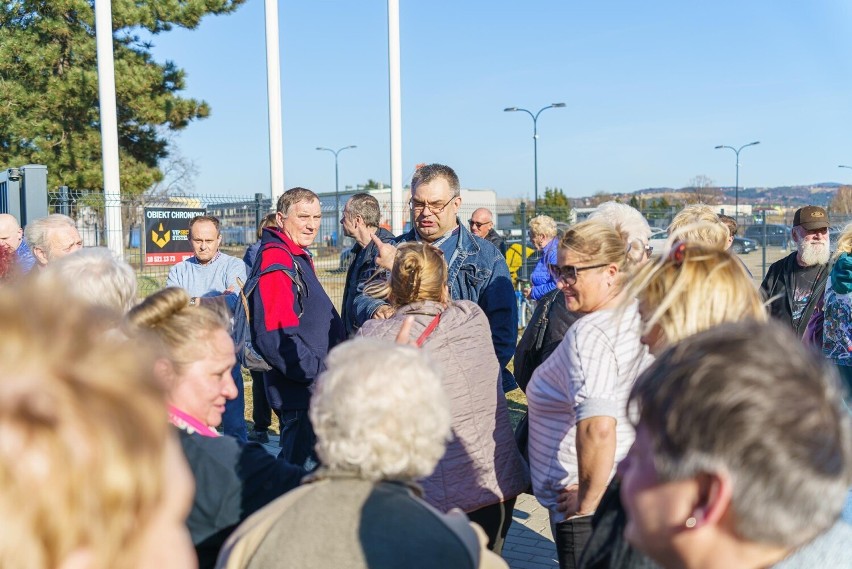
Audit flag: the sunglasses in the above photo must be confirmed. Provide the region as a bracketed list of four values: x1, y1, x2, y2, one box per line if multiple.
[547, 263, 609, 285]
[468, 219, 492, 229]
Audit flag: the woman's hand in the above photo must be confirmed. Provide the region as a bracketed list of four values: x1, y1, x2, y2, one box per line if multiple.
[556, 484, 580, 519]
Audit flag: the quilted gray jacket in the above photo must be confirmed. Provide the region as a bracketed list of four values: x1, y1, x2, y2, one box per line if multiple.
[359, 300, 530, 513]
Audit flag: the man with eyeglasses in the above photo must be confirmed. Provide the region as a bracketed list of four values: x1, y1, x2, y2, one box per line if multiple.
[363, 163, 518, 392]
[469, 208, 507, 257]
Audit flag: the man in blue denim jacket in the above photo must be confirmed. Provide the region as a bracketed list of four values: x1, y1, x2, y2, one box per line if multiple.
[355, 164, 518, 391]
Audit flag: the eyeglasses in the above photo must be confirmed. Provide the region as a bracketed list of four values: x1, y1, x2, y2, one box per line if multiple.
[644, 245, 654, 258]
[409, 197, 456, 215]
[548, 263, 609, 285]
[468, 219, 492, 229]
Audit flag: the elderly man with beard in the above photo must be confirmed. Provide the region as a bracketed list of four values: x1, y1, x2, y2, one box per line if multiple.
[761, 206, 831, 338]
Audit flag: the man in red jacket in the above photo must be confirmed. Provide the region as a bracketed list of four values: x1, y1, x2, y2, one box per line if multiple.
[250, 187, 346, 469]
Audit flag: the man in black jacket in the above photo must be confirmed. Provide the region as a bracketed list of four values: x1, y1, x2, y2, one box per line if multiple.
[340, 193, 396, 335]
[760, 206, 830, 338]
[469, 207, 507, 257]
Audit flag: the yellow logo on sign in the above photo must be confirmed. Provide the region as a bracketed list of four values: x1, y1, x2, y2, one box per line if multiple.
[152, 223, 170, 248]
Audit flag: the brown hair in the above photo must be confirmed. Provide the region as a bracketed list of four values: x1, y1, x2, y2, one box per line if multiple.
[0, 281, 169, 569]
[257, 212, 278, 239]
[189, 215, 221, 235]
[366, 243, 448, 307]
[277, 187, 319, 215]
[125, 287, 231, 373]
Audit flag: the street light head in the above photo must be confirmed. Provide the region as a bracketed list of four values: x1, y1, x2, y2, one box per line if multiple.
[504, 107, 519, 112]
[551, 103, 566, 108]
[346, 145, 357, 150]
[749, 141, 760, 147]
[714, 145, 724, 149]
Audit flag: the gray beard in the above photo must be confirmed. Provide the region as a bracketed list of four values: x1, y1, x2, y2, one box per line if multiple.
[799, 240, 830, 266]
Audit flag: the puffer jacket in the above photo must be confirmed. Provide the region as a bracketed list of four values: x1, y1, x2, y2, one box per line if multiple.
[359, 300, 530, 513]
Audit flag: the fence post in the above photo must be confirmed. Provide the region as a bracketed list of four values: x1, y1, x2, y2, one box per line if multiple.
[254, 192, 264, 234]
[761, 210, 767, 278]
[59, 185, 70, 216]
[520, 202, 529, 282]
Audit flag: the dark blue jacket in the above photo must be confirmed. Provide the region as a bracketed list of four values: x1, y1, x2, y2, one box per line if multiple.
[343, 227, 396, 336]
[250, 228, 346, 410]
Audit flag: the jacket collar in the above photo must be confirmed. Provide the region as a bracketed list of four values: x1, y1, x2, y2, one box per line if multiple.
[261, 226, 311, 259]
[402, 217, 481, 257]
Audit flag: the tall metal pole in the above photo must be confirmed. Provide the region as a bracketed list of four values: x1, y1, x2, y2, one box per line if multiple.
[317, 146, 356, 246]
[715, 141, 760, 219]
[504, 103, 566, 210]
[387, 0, 404, 235]
[94, 0, 124, 258]
[264, 0, 284, 204]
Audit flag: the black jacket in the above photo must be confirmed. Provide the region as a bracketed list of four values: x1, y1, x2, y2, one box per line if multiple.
[485, 228, 507, 257]
[341, 227, 396, 336]
[760, 252, 828, 338]
[178, 429, 304, 569]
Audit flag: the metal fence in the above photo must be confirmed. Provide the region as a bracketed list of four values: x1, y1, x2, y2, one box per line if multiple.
[45, 189, 852, 301]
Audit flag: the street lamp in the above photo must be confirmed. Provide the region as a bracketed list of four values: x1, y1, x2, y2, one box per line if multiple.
[504, 103, 566, 209]
[316, 145, 357, 246]
[714, 141, 760, 218]
[839, 165, 852, 171]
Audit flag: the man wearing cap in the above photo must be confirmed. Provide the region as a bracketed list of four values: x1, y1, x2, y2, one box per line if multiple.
[760, 205, 831, 338]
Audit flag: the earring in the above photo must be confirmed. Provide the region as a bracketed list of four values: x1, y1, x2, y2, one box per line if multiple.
[685, 517, 697, 529]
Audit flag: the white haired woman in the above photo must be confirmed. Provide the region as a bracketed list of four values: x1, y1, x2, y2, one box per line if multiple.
[216, 339, 509, 569]
[526, 219, 652, 569]
[41, 246, 138, 314]
[359, 242, 529, 555]
[621, 321, 852, 568]
[527, 215, 560, 300]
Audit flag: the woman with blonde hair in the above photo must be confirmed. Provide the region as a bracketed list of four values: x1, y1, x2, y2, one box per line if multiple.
[628, 241, 766, 353]
[126, 288, 302, 569]
[359, 242, 529, 554]
[572, 242, 767, 569]
[666, 204, 728, 249]
[0, 281, 196, 569]
[526, 218, 653, 569]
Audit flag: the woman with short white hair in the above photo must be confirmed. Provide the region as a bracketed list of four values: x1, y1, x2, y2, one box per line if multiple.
[216, 339, 509, 569]
[42, 247, 138, 313]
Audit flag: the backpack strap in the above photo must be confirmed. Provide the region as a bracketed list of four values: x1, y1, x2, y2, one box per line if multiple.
[243, 243, 307, 318]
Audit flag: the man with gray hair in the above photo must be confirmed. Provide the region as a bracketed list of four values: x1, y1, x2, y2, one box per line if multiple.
[340, 193, 395, 335]
[761, 205, 830, 338]
[0, 213, 36, 272]
[23, 213, 83, 267]
[250, 187, 346, 468]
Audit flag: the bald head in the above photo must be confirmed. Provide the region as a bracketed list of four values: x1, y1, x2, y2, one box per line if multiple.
[0, 214, 23, 251]
[468, 208, 494, 238]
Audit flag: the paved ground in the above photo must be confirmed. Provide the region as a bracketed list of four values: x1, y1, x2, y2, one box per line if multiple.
[258, 435, 557, 568]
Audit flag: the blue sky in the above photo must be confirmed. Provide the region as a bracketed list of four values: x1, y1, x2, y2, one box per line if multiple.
[145, 0, 852, 199]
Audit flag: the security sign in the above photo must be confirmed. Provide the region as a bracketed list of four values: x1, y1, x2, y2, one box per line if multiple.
[143, 207, 206, 265]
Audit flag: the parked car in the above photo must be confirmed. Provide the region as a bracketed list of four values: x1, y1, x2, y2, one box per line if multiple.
[743, 224, 791, 247]
[731, 236, 757, 255]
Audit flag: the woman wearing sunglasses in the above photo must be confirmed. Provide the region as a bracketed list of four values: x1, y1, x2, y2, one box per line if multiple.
[359, 242, 529, 555]
[526, 218, 653, 569]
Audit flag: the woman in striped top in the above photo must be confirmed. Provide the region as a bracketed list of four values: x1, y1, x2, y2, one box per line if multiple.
[526, 219, 653, 569]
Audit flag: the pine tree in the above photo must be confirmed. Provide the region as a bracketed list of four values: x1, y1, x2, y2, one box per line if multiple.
[0, 0, 245, 195]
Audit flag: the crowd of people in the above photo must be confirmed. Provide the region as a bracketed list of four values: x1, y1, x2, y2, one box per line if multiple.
[1, 164, 851, 569]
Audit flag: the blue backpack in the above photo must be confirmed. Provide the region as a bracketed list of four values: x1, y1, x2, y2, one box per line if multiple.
[233, 244, 305, 372]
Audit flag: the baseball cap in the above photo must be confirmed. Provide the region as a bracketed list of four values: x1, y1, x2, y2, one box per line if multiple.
[793, 206, 829, 230]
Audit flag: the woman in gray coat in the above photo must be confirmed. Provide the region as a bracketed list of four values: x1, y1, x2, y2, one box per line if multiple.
[359, 242, 530, 555]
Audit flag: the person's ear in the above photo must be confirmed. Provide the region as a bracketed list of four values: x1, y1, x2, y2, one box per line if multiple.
[275, 211, 285, 229]
[687, 471, 733, 531]
[32, 246, 49, 265]
[154, 357, 177, 388]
